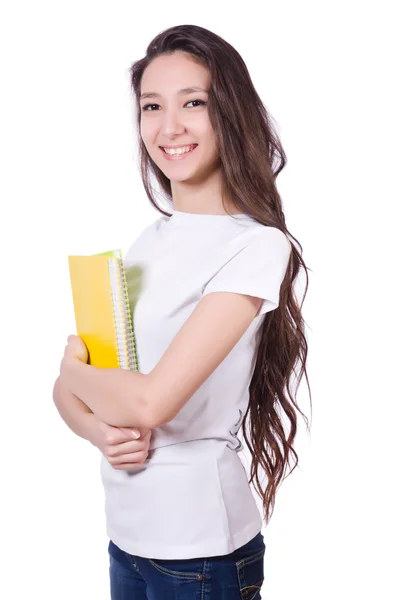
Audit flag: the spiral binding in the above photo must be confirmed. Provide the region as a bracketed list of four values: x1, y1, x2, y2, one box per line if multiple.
[108, 256, 139, 371]
[118, 256, 139, 371]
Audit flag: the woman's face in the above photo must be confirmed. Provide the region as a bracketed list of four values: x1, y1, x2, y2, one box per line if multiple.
[139, 51, 219, 183]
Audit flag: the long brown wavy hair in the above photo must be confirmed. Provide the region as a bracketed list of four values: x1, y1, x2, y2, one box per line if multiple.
[129, 24, 312, 524]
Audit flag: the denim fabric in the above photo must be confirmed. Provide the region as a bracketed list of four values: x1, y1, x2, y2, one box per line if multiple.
[108, 530, 266, 599]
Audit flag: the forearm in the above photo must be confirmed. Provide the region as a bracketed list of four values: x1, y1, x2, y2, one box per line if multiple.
[60, 358, 151, 429]
[52, 376, 98, 444]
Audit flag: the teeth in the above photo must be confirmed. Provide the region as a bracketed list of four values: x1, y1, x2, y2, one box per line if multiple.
[163, 145, 194, 155]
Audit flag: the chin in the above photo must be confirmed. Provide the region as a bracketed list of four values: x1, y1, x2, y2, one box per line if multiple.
[162, 163, 203, 179]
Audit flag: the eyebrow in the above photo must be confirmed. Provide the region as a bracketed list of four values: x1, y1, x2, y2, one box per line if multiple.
[140, 86, 208, 100]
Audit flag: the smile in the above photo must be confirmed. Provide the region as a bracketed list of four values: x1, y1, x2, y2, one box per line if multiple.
[160, 144, 198, 161]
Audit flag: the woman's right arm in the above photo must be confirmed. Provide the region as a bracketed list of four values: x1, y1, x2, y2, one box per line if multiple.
[52, 375, 99, 445]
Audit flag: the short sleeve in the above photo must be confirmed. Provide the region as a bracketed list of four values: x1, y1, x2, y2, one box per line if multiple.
[202, 227, 292, 316]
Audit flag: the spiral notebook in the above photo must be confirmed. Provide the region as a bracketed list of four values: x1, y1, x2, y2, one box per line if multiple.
[68, 249, 139, 371]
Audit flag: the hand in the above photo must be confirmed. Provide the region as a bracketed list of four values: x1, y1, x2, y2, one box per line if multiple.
[63, 335, 89, 364]
[91, 416, 153, 470]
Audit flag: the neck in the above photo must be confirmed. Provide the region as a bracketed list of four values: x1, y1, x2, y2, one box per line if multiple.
[170, 170, 241, 215]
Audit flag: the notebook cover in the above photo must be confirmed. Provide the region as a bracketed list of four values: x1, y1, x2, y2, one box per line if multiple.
[68, 255, 120, 369]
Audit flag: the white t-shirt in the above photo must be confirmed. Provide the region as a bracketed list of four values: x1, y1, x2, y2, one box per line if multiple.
[100, 209, 292, 559]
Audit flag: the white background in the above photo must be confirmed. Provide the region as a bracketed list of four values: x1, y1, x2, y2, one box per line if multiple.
[1, 1, 395, 598]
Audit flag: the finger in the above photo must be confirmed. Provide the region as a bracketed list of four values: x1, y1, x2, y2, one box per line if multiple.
[108, 450, 148, 466]
[113, 461, 148, 471]
[106, 438, 146, 457]
[118, 427, 152, 441]
[126, 427, 152, 438]
[119, 427, 141, 440]
[100, 423, 136, 445]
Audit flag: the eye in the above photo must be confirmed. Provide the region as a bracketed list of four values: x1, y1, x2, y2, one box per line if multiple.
[186, 99, 207, 108]
[141, 99, 207, 111]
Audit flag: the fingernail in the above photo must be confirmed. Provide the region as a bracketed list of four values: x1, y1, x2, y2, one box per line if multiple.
[130, 430, 140, 439]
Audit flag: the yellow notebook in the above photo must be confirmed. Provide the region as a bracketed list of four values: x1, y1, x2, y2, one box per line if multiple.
[68, 249, 139, 370]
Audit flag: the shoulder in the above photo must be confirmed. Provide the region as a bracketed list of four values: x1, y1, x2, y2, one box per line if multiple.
[140, 214, 173, 238]
[124, 214, 169, 262]
[244, 223, 292, 256]
[141, 214, 170, 235]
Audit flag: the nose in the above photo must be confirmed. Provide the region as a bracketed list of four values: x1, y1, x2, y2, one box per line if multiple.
[161, 108, 186, 138]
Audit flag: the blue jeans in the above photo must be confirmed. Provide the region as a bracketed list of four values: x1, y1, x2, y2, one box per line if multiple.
[108, 530, 266, 599]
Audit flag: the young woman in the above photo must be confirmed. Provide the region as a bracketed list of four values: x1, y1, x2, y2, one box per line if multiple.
[56, 24, 311, 600]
